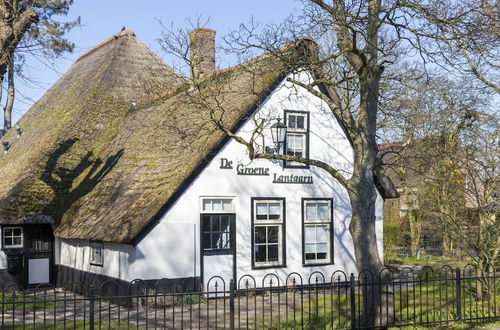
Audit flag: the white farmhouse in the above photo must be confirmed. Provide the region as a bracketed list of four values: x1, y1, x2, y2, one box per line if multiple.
[0, 28, 396, 292]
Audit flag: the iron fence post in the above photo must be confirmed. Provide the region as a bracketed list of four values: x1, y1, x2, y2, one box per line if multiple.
[229, 279, 235, 330]
[350, 273, 356, 330]
[456, 268, 462, 321]
[89, 285, 95, 330]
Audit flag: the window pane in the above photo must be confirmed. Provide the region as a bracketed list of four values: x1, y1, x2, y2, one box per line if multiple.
[255, 227, 267, 243]
[268, 203, 281, 219]
[221, 233, 230, 249]
[317, 243, 328, 253]
[203, 234, 211, 249]
[222, 199, 232, 211]
[306, 203, 316, 220]
[4, 228, 12, 236]
[211, 217, 220, 231]
[221, 216, 229, 232]
[256, 203, 268, 219]
[288, 115, 296, 129]
[317, 252, 327, 260]
[296, 116, 305, 129]
[267, 226, 279, 243]
[316, 225, 328, 242]
[202, 199, 212, 211]
[212, 200, 222, 211]
[4, 238, 12, 246]
[318, 203, 330, 220]
[202, 216, 211, 231]
[305, 243, 315, 254]
[255, 245, 267, 262]
[13, 237, 22, 246]
[295, 135, 304, 148]
[268, 245, 279, 261]
[305, 253, 316, 260]
[305, 226, 317, 242]
[211, 233, 221, 249]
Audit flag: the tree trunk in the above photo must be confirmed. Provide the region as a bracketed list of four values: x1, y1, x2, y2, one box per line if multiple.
[3, 55, 14, 130]
[409, 210, 422, 256]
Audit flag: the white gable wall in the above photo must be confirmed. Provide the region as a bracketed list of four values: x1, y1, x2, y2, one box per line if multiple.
[56, 71, 384, 284]
[128, 71, 382, 283]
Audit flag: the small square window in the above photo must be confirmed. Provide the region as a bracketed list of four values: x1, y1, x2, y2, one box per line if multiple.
[3, 227, 23, 249]
[90, 243, 103, 266]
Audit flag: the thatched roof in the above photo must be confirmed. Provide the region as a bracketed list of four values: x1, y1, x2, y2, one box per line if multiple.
[0, 29, 291, 243]
[0, 30, 396, 243]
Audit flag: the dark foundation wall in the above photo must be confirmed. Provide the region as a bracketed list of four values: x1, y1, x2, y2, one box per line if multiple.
[55, 265, 200, 297]
[0, 268, 24, 289]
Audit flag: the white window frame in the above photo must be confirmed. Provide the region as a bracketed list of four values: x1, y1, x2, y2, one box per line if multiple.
[252, 199, 285, 268]
[3, 227, 23, 249]
[200, 196, 235, 214]
[303, 199, 333, 265]
[284, 111, 309, 167]
[90, 243, 104, 266]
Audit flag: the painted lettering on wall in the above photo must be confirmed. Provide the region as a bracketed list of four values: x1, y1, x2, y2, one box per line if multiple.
[218, 158, 313, 183]
[273, 173, 313, 184]
[236, 164, 270, 176]
[220, 158, 233, 169]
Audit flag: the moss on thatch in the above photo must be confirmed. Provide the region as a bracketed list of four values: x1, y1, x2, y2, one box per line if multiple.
[0, 29, 290, 243]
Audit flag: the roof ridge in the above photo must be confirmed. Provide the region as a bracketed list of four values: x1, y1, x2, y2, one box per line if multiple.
[135, 39, 311, 106]
[76, 29, 136, 62]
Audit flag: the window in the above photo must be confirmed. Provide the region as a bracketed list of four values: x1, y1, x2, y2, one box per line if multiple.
[201, 197, 234, 255]
[202, 198, 233, 213]
[284, 111, 309, 168]
[3, 227, 23, 249]
[90, 243, 103, 266]
[252, 198, 285, 268]
[303, 199, 333, 265]
[202, 215, 232, 252]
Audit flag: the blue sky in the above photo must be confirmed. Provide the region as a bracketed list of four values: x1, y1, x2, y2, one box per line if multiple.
[11, 0, 302, 122]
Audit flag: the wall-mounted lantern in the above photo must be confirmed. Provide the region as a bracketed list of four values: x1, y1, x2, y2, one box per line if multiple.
[266, 118, 287, 154]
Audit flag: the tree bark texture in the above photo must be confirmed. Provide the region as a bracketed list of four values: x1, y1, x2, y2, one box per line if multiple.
[3, 53, 14, 129]
[0, 1, 39, 80]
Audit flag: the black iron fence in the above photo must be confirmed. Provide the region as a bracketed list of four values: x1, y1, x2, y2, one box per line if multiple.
[1, 265, 498, 329]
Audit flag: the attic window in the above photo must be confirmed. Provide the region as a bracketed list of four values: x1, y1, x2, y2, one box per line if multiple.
[284, 110, 309, 168]
[3, 227, 23, 249]
[90, 243, 103, 266]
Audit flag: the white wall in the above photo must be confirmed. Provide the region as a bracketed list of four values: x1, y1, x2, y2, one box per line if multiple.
[57, 71, 385, 284]
[0, 250, 6, 269]
[57, 238, 134, 280]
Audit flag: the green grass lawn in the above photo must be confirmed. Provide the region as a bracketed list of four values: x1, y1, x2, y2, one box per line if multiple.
[257, 278, 500, 329]
[1, 293, 55, 312]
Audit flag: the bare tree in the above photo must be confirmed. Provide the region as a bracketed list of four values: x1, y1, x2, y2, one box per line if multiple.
[160, 0, 498, 325]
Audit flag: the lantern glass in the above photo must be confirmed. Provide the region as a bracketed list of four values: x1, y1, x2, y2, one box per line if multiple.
[271, 118, 287, 145]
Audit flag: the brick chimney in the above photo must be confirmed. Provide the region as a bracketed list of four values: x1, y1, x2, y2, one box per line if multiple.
[189, 28, 216, 79]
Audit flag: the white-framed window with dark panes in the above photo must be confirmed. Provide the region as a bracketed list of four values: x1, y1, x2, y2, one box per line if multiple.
[2, 227, 23, 249]
[201, 197, 235, 255]
[90, 242, 104, 266]
[302, 199, 333, 265]
[252, 198, 286, 268]
[284, 110, 309, 168]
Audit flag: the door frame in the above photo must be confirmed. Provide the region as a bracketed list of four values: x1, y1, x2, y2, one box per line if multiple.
[199, 213, 236, 290]
[23, 225, 54, 287]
